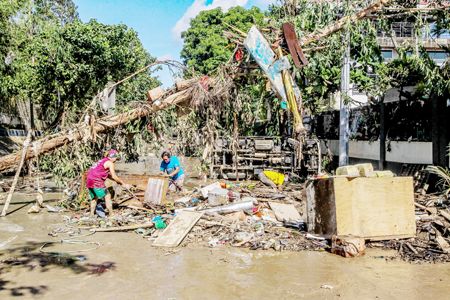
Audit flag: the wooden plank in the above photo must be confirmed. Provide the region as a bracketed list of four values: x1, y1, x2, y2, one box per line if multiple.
[91, 223, 154, 232]
[118, 174, 150, 191]
[269, 202, 302, 222]
[153, 211, 203, 247]
[143, 176, 169, 205]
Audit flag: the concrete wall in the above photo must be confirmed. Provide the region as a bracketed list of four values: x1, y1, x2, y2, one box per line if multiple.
[116, 155, 203, 177]
[321, 139, 433, 165]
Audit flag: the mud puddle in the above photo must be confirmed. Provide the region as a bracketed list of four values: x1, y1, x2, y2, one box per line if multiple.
[1, 204, 449, 300]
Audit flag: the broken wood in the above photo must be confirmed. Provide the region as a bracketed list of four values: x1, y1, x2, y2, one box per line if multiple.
[153, 211, 203, 247]
[90, 222, 154, 232]
[439, 210, 450, 223]
[146, 86, 165, 101]
[1, 131, 32, 217]
[175, 78, 198, 91]
[269, 202, 302, 223]
[414, 202, 436, 215]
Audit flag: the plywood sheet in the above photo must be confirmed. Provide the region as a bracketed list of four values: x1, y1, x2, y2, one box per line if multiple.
[144, 176, 169, 205]
[269, 202, 302, 222]
[334, 177, 416, 240]
[308, 177, 416, 240]
[153, 211, 203, 247]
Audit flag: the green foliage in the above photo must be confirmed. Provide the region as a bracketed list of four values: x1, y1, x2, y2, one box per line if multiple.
[181, 6, 265, 74]
[1, 0, 159, 127]
[426, 165, 450, 196]
[0, 0, 160, 183]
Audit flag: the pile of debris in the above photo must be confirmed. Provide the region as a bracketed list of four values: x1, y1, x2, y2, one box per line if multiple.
[369, 193, 450, 263]
[54, 174, 450, 263]
[58, 179, 326, 252]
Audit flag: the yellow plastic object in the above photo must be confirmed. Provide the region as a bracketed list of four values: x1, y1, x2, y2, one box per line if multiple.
[263, 170, 285, 186]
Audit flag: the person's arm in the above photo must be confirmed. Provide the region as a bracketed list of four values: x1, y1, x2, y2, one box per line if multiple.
[159, 166, 165, 175]
[105, 161, 127, 186]
[168, 167, 180, 177]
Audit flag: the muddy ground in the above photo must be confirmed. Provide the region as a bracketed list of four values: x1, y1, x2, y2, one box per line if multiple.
[1, 193, 450, 300]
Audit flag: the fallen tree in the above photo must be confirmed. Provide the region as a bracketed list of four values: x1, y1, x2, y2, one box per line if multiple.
[0, 0, 391, 174]
[0, 87, 192, 173]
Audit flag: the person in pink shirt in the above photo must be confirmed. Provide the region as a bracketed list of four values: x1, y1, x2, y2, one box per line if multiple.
[86, 149, 131, 217]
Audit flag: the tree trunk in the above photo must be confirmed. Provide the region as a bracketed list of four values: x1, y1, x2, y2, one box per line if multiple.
[0, 88, 192, 173]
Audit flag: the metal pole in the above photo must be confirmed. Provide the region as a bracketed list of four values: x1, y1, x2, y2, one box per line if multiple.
[379, 95, 386, 170]
[339, 29, 350, 166]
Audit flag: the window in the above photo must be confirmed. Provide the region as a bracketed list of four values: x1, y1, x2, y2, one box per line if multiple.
[427, 51, 449, 60]
[381, 50, 393, 60]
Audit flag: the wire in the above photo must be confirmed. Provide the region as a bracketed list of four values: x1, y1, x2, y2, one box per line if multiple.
[39, 230, 100, 254]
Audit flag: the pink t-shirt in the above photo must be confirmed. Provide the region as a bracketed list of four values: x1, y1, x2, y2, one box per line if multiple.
[86, 157, 111, 188]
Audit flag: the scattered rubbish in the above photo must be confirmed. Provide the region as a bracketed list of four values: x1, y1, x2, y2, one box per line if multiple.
[46, 204, 64, 213]
[200, 182, 222, 198]
[254, 222, 265, 235]
[95, 203, 106, 218]
[269, 202, 302, 223]
[208, 238, 221, 248]
[27, 204, 41, 214]
[153, 211, 204, 247]
[175, 196, 191, 204]
[204, 199, 254, 215]
[306, 233, 326, 241]
[331, 235, 366, 258]
[152, 215, 167, 229]
[320, 284, 334, 290]
[135, 228, 153, 236]
[36, 188, 44, 207]
[208, 188, 229, 206]
[283, 220, 307, 231]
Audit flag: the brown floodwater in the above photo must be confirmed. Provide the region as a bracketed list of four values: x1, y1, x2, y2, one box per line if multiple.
[1, 194, 450, 300]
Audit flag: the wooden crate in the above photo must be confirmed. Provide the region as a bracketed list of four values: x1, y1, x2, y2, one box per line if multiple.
[306, 177, 416, 240]
[117, 174, 151, 191]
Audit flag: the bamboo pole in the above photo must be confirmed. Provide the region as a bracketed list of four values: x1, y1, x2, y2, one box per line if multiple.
[1, 131, 32, 216]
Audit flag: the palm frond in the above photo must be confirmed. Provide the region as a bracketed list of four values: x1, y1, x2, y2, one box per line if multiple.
[426, 165, 450, 196]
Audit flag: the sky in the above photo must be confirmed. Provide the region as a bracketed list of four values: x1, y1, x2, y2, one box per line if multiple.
[74, 0, 277, 87]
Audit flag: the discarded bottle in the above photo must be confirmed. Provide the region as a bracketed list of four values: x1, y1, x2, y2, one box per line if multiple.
[152, 216, 167, 229]
[283, 220, 307, 231]
[254, 222, 264, 235]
